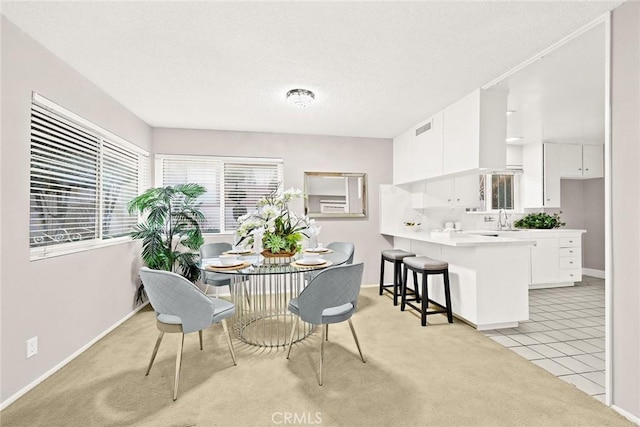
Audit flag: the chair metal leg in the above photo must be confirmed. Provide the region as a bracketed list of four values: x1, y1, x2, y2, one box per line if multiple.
[348, 319, 366, 363]
[173, 334, 184, 401]
[379, 256, 385, 295]
[198, 330, 203, 350]
[146, 331, 164, 376]
[325, 324, 329, 341]
[221, 319, 237, 366]
[319, 323, 326, 386]
[286, 316, 299, 359]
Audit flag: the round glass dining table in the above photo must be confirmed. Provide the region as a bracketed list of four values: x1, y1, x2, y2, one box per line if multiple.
[200, 249, 350, 347]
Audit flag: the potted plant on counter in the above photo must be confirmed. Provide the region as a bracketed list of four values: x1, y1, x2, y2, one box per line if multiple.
[513, 212, 566, 229]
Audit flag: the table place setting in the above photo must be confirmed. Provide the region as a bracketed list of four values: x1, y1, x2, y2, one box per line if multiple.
[290, 252, 333, 269]
[203, 254, 252, 271]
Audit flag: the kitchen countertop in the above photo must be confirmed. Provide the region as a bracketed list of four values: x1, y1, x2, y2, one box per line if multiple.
[381, 229, 535, 247]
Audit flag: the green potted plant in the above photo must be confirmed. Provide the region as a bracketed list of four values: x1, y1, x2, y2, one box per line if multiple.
[513, 212, 566, 229]
[128, 184, 206, 301]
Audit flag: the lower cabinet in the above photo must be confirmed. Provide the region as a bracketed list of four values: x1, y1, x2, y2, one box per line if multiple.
[529, 232, 583, 289]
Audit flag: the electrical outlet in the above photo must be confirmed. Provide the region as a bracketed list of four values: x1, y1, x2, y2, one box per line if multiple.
[26, 336, 38, 358]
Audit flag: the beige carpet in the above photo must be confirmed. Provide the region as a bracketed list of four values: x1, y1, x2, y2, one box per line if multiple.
[1, 287, 633, 427]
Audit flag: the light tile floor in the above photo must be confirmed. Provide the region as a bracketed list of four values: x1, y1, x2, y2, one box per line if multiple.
[481, 276, 606, 402]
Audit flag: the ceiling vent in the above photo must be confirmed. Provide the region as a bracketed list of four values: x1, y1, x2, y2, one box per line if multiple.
[415, 121, 432, 136]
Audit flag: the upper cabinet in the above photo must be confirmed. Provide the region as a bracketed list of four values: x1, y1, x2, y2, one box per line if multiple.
[393, 88, 507, 185]
[393, 112, 444, 185]
[393, 128, 414, 184]
[442, 89, 508, 175]
[561, 143, 603, 178]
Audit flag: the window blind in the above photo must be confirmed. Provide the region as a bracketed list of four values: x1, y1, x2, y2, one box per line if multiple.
[157, 155, 284, 233]
[29, 95, 149, 259]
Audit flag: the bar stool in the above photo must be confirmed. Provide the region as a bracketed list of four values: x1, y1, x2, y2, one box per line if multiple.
[379, 249, 416, 306]
[401, 256, 453, 326]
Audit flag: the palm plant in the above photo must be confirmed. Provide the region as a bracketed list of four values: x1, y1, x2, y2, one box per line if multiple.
[128, 184, 206, 299]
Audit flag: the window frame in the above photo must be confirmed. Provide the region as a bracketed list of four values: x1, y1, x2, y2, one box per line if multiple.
[479, 172, 521, 213]
[155, 154, 284, 235]
[29, 93, 150, 261]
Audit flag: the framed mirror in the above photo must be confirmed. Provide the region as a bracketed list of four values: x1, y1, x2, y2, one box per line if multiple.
[304, 172, 367, 218]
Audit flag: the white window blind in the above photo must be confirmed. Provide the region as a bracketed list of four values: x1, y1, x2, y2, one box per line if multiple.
[157, 155, 284, 233]
[29, 95, 149, 259]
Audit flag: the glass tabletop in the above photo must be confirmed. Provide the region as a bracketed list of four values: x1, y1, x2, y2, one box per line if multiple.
[199, 250, 350, 276]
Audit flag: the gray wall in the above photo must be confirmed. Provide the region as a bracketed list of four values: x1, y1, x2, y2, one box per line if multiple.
[611, 1, 640, 419]
[152, 128, 394, 286]
[0, 18, 152, 403]
[558, 178, 605, 271]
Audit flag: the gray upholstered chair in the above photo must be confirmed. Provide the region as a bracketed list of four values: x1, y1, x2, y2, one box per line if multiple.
[286, 262, 365, 385]
[139, 267, 237, 400]
[200, 242, 233, 297]
[327, 241, 355, 264]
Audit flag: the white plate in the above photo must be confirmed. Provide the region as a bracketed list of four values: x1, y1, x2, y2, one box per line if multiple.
[225, 249, 252, 255]
[305, 248, 330, 253]
[296, 259, 325, 266]
[206, 259, 244, 268]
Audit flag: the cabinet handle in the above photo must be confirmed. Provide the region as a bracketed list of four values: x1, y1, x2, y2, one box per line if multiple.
[568, 240, 573, 243]
[569, 250, 573, 253]
[569, 261, 573, 264]
[578, 168, 582, 171]
[546, 198, 551, 201]
[585, 168, 589, 171]
[456, 198, 460, 202]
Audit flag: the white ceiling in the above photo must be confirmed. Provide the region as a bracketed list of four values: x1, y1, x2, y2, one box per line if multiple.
[500, 22, 606, 145]
[1, 1, 623, 139]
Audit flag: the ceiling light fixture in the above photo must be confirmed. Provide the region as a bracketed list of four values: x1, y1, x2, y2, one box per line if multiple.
[506, 136, 524, 142]
[286, 89, 315, 109]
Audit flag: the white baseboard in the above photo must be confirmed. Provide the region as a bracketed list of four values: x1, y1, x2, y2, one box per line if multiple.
[612, 405, 640, 425]
[0, 302, 149, 411]
[583, 268, 605, 279]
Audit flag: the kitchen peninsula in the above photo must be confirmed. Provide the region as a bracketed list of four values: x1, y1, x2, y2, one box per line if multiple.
[383, 226, 534, 331]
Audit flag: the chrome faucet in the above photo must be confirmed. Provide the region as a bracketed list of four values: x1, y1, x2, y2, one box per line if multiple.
[497, 209, 510, 230]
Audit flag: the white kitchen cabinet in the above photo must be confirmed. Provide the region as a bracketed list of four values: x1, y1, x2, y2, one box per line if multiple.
[543, 143, 562, 207]
[393, 128, 413, 185]
[416, 112, 444, 179]
[528, 231, 583, 288]
[521, 143, 561, 208]
[423, 174, 480, 208]
[560, 144, 604, 178]
[530, 238, 560, 285]
[442, 88, 507, 175]
[560, 144, 583, 177]
[582, 145, 604, 178]
[393, 113, 444, 184]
